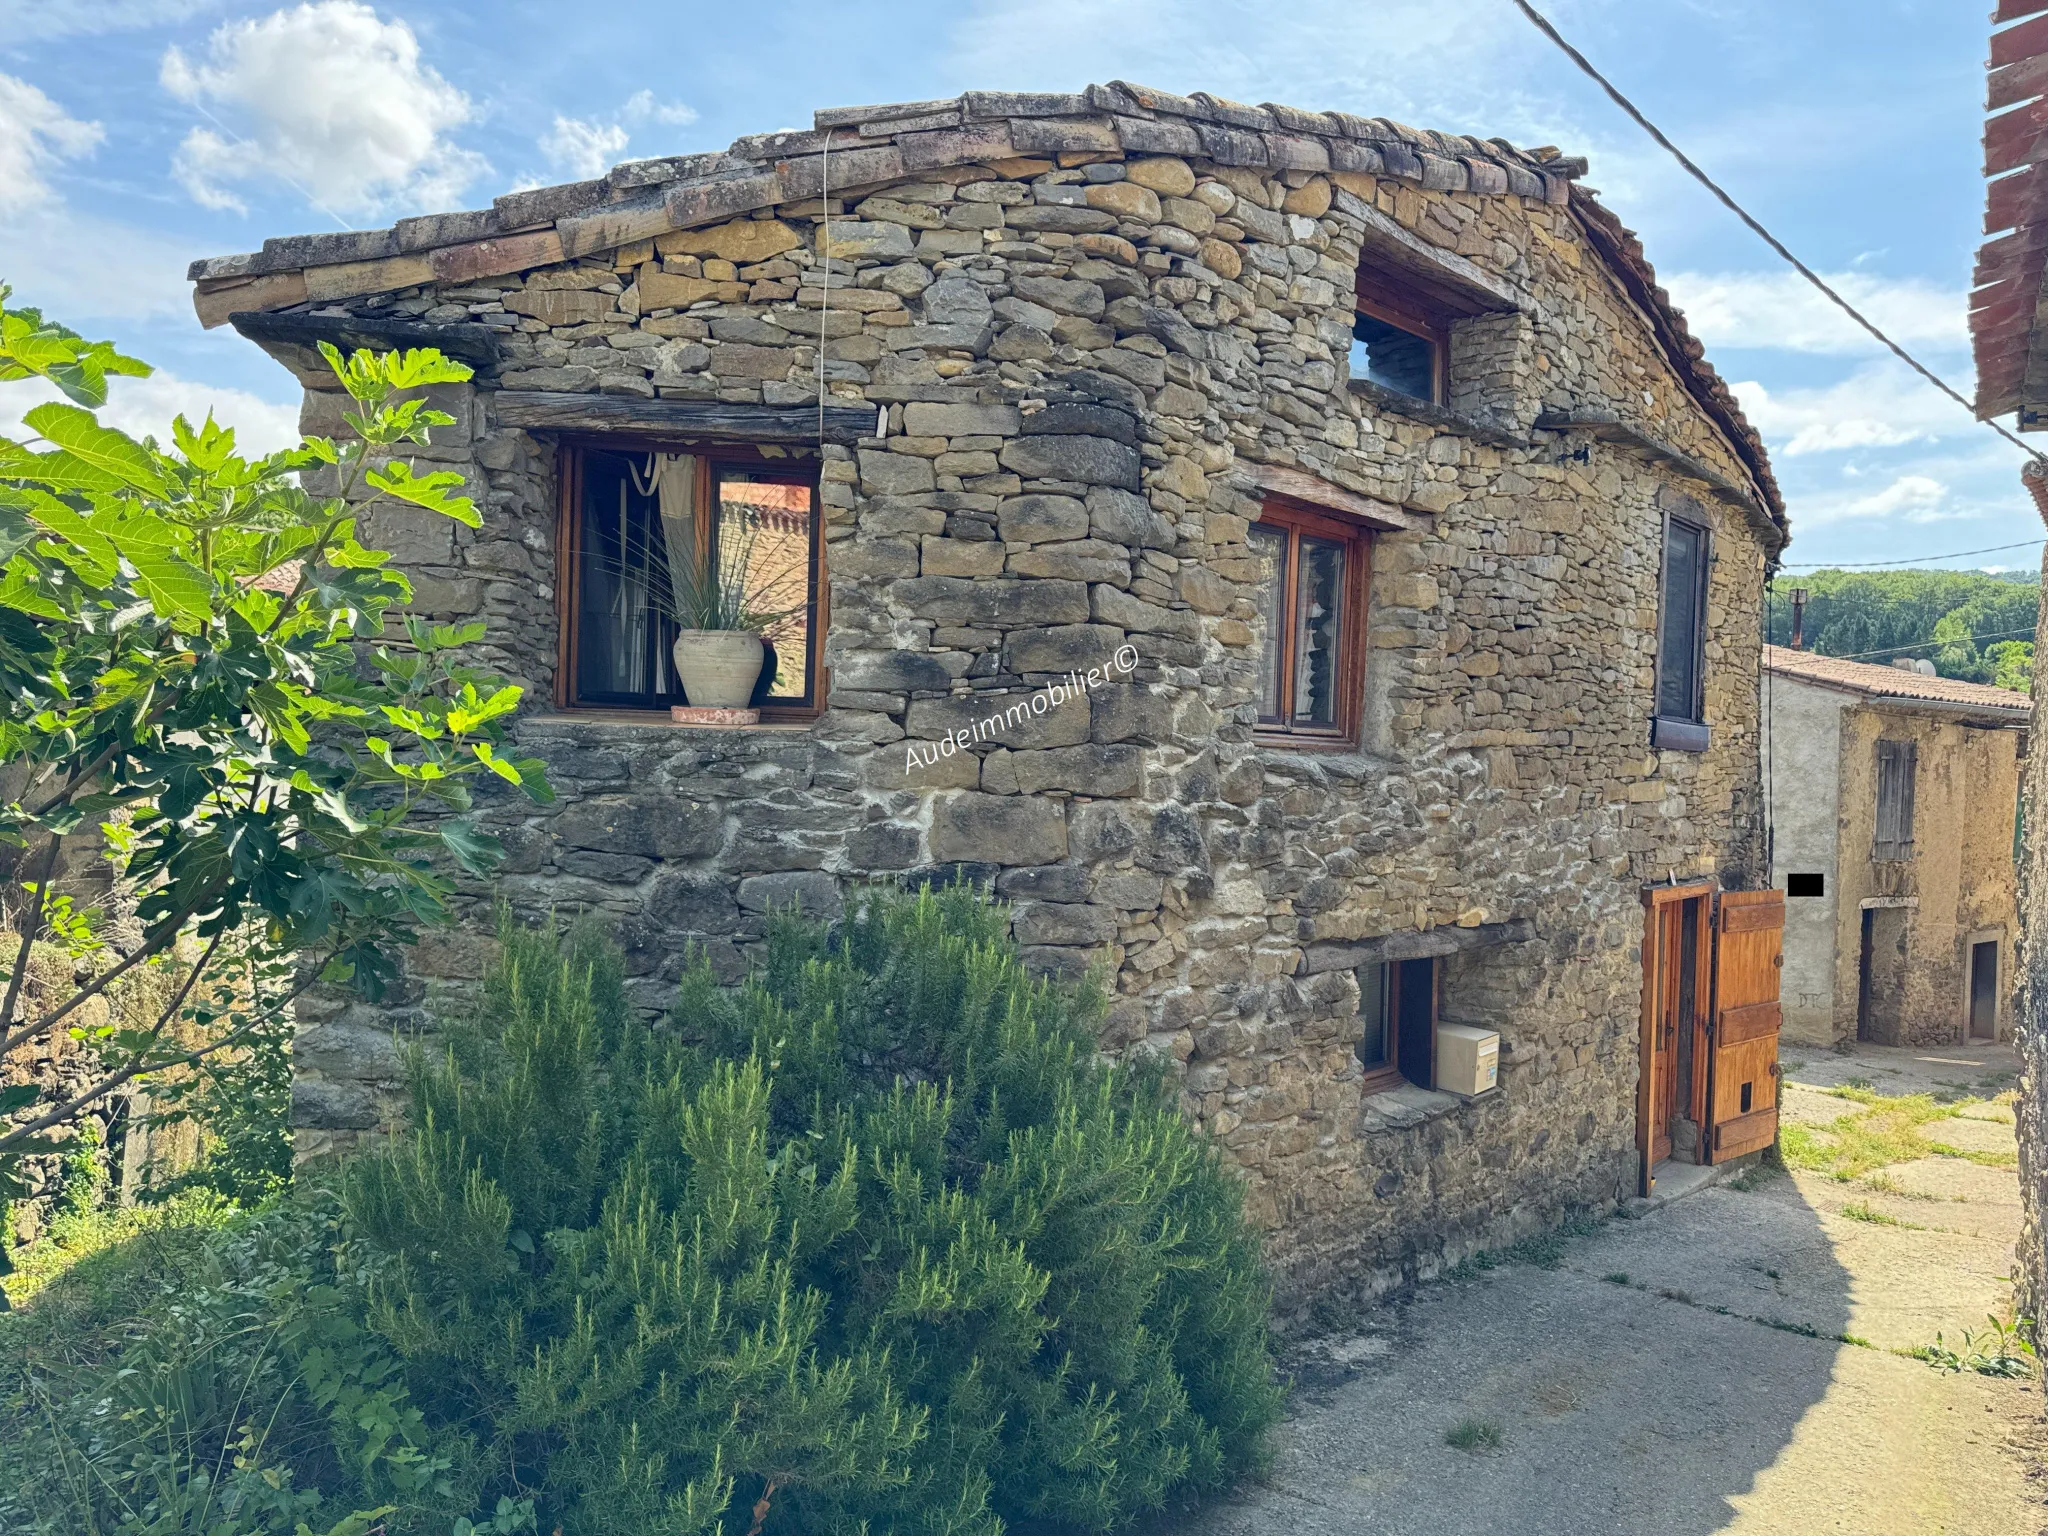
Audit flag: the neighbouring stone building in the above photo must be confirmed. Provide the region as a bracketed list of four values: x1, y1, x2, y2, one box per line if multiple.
[187, 83, 1788, 1316]
[1764, 647, 2025, 1050]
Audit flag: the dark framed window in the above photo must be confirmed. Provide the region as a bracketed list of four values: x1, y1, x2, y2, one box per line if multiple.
[1357, 956, 1439, 1091]
[1248, 500, 1372, 745]
[557, 442, 824, 718]
[1653, 510, 1711, 751]
[1874, 739, 1917, 860]
[1350, 269, 1450, 406]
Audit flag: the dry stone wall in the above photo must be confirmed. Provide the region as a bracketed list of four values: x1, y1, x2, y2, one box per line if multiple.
[278, 143, 1777, 1315]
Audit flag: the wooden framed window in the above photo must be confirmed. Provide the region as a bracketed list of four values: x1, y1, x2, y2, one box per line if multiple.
[1653, 509, 1711, 751]
[1248, 500, 1372, 745]
[557, 441, 824, 719]
[1874, 739, 1917, 860]
[1357, 956, 1439, 1092]
[1352, 269, 1450, 406]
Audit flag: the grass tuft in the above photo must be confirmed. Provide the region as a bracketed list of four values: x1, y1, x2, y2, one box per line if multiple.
[1781, 1091, 1997, 1181]
[1444, 1419, 1503, 1452]
[1840, 1201, 1925, 1230]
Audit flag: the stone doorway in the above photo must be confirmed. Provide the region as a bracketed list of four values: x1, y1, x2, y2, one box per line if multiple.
[1858, 906, 1910, 1045]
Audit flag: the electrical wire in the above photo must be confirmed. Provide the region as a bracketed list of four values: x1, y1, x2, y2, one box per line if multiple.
[1778, 540, 2047, 571]
[1508, 0, 2044, 464]
[1776, 625, 2039, 663]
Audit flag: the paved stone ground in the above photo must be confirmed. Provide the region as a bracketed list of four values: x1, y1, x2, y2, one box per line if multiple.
[1162, 1041, 2048, 1536]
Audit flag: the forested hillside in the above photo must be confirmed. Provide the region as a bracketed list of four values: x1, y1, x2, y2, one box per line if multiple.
[1765, 569, 2040, 691]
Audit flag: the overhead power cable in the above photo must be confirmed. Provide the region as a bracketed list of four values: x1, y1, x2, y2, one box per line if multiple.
[1792, 625, 2040, 663]
[1776, 539, 2047, 570]
[1508, 0, 2043, 465]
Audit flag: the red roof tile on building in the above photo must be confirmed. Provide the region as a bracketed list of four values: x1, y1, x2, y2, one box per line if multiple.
[1763, 645, 2030, 717]
[1973, 4, 2048, 423]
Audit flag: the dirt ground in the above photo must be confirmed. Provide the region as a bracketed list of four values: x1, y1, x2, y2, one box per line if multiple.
[1165, 1041, 2048, 1536]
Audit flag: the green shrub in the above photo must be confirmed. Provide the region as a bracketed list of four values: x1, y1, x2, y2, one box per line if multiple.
[341, 885, 1281, 1535]
[0, 1196, 492, 1535]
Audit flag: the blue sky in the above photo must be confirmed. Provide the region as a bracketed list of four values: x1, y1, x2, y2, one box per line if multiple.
[0, 0, 2022, 570]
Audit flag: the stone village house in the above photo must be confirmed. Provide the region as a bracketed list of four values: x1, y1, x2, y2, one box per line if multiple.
[1764, 646, 2024, 1053]
[187, 83, 1792, 1316]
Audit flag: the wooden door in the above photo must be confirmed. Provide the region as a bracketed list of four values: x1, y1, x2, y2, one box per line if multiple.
[1707, 889, 1785, 1162]
[1650, 902, 1682, 1163]
[1639, 884, 1715, 1193]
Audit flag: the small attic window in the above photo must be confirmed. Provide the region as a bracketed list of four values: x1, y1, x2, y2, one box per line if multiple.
[1350, 269, 1450, 406]
[1352, 312, 1441, 402]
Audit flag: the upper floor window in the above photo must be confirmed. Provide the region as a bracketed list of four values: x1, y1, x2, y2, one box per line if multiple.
[1351, 269, 1450, 406]
[1874, 739, 1917, 861]
[1653, 507, 1711, 752]
[1247, 500, 1372, 744]
[559, 443, 823, 718]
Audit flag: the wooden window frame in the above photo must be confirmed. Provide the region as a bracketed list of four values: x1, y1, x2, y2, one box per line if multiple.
[1250, 497, 1373, 749]
[1354, 263, 1460, 406]
[1652, 506, 1712, 751]
[554, 437, 829, 723]
[1357, 955, 1441, 1095]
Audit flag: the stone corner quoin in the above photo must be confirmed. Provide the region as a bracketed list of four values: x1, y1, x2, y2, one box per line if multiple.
[197, 82, 1787, 1319]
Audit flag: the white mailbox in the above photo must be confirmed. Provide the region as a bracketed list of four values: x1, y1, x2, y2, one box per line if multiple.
[1435, 1023, 1500, 1097]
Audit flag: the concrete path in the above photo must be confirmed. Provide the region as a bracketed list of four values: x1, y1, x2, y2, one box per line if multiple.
[1166, 1043, 2047, 1536]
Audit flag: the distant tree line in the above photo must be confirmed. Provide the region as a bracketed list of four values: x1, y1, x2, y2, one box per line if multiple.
[1767, 568, 2039, 692]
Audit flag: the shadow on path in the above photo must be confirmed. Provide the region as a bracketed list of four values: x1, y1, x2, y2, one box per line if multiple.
[1160, 1172, 2035, 1536]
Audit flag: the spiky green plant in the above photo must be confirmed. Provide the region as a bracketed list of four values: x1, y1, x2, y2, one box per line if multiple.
[339, 886, 1281, 1535]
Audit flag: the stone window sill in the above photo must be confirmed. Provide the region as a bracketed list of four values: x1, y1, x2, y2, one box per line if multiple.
[533, 708, 818, 734]
[1359, 1080, 1499, 1134]
[1253, 731, 1359, 754]
[1651, 715, 1710, 753]
[1346, 377, 1526, 449]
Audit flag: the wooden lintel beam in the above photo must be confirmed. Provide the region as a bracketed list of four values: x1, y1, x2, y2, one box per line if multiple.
[491, 389, 880, 444]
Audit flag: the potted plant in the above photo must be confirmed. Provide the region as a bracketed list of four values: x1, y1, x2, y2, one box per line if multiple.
[666, 513, 787, 712]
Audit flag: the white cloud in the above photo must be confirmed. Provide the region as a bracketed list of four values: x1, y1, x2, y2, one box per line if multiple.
[528, 90, 698, 185]
[160, 1, 487, 217]
[539, 116, 631, 181]
[1662, 269, 1966, 356]
[0, 74, 104, 205]
[621, 90, 697, 129]
[1846, 473, 1947, 520]
[1733, 365, 1975, 457]
[4, 369, 301, 459]
[0, 0, 219, 40]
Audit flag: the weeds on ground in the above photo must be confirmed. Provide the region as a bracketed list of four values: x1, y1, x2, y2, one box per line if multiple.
[1602, 1272, 1630, 1286]
[1445, 1215, 1604, 1280]
[1763, 1318, 1822, 1338]
[1839, 1201, 1927, 1230]
[1924, 1139, 2020, 1169]
[1858, 1171, 1935, 1201]
[2, 1115, 237, 1311]
[1781, 1091, 2002, 1180]
[1912, 1316, 2037, 1379]
[1443, 1420, 1502, 1452]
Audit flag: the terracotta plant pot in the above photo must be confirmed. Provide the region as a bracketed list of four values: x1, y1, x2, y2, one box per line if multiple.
[672, 630, 765, 710]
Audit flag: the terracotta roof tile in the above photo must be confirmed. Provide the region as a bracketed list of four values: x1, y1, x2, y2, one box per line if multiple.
[1974, 12, 2048, 420]
[1763, 645, 2029, 714]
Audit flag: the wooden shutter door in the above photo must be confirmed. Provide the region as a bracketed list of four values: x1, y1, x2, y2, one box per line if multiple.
[1707, 889, 1785, 1162]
